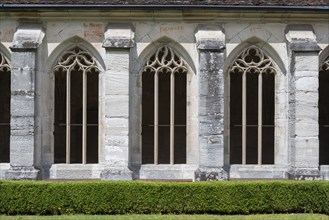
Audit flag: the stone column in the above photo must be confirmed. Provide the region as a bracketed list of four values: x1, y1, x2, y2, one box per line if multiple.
[6, 24, 44, 180]
[100, 24, 134, 180]
[285, 24, 322, 180]
[194, 25, 228, 181]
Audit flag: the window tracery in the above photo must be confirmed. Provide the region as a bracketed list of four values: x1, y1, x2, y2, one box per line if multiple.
[321, 56, 329, 71]
[53, 47, 99, 164]
[142, 45, 188, 165]
[229, 46, 276, 165]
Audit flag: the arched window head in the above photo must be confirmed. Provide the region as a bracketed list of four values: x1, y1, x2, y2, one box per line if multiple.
[230, 46, 277, 75]
[229, 46, 276, 165]
[53, 47, 99, 74]
[0, 52, 10, 163]
[143, 45, 188, 75]
[53, 46, 99, 164]
[321, 56, 329, 71]
[0, 53, 10, 72]
[142, 45, 188, 165]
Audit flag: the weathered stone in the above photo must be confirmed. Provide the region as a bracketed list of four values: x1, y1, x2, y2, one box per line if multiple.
[195, 25, 227, 181]
[320, 166, 329, 181]
[230, 165, 289, 179]
[6, 23, 44, 180]
[285, 24, 321, 179]
[101, 167, 133, 180]
[101, 24, 133, 180]
[50, 164, 102, 180]
[103, 23, 135, 48]
[195, 167, 228, 181]
[6, 166, 39, 180]
[288, 168, 321, 180]
[139, 164, 197, 180]
[10, 23, 44, 51]
[195, 25, 225, 51]
[285, 24, 321, 52]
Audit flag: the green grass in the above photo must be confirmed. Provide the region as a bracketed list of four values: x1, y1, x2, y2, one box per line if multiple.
[0, 214, 328, 220]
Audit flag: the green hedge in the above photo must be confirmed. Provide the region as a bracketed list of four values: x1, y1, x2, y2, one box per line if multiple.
[0, 181, 329, 215]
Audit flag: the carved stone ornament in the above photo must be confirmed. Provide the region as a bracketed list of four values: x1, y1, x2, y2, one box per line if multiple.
[229, 46, 277, 75]
[143, 45, 188, 75]
[0, 53, 10, 72]
[322, 56, 329, 71]
[53, 47, 99, 74]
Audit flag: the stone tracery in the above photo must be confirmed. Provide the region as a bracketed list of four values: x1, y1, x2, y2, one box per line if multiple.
[229, 46, 277, 75]
[322, 56, 329, 71]
[0, 52, 10, 72]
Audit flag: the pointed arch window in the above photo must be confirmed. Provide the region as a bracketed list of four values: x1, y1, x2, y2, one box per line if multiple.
[319, 56, 329, 165]
[53, 47, 99, 164]
[229, 46, 276, 165]
[0, 52, 10, 163]
[142, 45, 188, 164]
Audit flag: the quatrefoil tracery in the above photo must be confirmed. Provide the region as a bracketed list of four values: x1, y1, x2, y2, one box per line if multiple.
[229, 46, 277, 75]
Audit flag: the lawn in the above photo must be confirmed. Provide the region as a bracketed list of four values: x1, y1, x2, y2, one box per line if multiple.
[0, 214, 328, 220]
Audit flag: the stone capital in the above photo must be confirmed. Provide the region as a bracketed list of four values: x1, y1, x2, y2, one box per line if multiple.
[103, 23, 135, 49]
[285, 24, 321, 52]
[195, 24, 225, 51]
[10, 23, 45, 52]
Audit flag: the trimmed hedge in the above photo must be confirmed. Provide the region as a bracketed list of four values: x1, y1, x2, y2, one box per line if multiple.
[0, 181, 329, 215]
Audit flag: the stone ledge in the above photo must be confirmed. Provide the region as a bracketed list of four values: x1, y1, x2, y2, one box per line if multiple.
[49, 164, 102, 180]
[0, 163, 10, 180]
[229, 165, 289, 179]
[288, 167, 321, 180]
[101, 166, 133, 180]
[6, 166, 39, 180]
[320, 165, 329, 180]
[139, 164, 197, 181]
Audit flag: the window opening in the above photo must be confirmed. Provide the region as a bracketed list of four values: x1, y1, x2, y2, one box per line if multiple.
[53, 47, 99, 164]
[319, 56, 329, 165]
[142, 45, 187, 164]
[0, 52, 10, 163]
[229, 46, 275, 165]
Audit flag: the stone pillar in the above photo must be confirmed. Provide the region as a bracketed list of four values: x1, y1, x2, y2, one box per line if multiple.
[285, 24, 322, 180]
[100, 24, 134, 180]
[194, 25, 228, 181]
[6, 24, 44, 180]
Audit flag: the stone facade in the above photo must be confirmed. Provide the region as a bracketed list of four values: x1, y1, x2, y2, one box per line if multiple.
[0, 8, 329, 181]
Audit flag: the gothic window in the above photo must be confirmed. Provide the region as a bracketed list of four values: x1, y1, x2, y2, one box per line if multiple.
[319, 56, 329, 165]
[0, 52, 10, 163]
[53, 47, 99, 164]
[229, 46, 276, 165]
[142, 46, 187, 164]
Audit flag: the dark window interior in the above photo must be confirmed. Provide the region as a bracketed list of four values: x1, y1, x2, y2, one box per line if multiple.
[0, 64, 10, 163]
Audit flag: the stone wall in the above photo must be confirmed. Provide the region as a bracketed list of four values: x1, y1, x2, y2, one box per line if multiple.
[0, 9, 328, 180]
